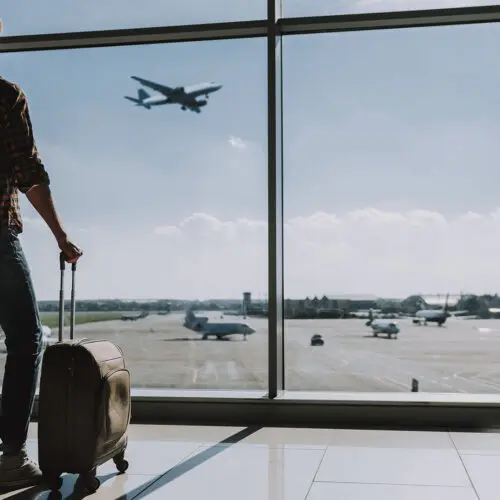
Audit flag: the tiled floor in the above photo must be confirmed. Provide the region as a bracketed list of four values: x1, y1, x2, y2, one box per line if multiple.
[0, 424, 498, 498]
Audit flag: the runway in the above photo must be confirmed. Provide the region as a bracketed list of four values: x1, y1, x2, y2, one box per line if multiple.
[1, 312, 500, 394]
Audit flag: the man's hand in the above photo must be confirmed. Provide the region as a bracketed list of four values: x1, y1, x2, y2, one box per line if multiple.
[57, 235, 83, 264]
[24, 184, 82, 263]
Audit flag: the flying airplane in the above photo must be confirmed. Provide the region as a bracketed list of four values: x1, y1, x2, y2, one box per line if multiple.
[183, 310, 255, 340]
[366, 310, 400, 339]
[412, 294, 468, 327]
[125, 76, 223, 113]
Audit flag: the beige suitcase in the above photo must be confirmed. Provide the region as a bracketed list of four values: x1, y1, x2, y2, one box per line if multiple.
[37, 253, 131, 494]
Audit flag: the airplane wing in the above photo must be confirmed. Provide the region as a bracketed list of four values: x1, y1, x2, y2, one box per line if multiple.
[130, 76, 175, 96]
[449, 310, 470, 316]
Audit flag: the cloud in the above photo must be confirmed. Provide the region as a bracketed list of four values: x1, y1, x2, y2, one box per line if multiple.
[228, 136, 247, 149]
[148, 207, 500, 299]
[154, 226, 182, 237]
[19, 206, 500, 300]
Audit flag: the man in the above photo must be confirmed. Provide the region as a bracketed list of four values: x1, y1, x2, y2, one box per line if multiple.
[0, 76, 83, 489]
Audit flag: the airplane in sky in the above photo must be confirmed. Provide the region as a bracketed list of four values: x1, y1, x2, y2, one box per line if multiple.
[125, 76, 223, 113]
[183, 310, 255, 341]
[413, 294, 468, 326]
[365, 310, 400, 339]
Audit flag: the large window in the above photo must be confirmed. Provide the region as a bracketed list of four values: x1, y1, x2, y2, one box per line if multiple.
[283, 23, 500, 394]
[1, 2, 266, 36]
[283, 0, 496, 18]
[0, 38, 268, 391]
[2, 2, 500, 426]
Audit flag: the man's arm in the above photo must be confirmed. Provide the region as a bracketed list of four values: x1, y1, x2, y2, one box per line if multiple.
[4, 85, 82, 262]
[4, 87, 67, 240]
[25, 184, 67, 243]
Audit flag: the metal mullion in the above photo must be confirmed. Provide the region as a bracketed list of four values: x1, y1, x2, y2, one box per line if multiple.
[278, 5, 500, 36]
[2, 5, 499, 54]
[267, 0, 284, 399]
[0, 20, 268, 53]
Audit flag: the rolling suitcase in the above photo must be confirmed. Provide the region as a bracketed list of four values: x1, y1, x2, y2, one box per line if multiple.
[37, 252, 131, 494]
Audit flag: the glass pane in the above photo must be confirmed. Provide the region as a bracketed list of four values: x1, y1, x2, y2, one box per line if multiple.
[0, 38, 268, 391]
[283, 24, 500, 394]
[1, 1, 265, 36]
[284, 0, 495, 18]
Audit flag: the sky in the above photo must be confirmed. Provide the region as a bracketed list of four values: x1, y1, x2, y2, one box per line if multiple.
[0, 1, 499, 301]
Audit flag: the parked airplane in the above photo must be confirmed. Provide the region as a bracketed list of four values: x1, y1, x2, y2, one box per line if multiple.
[121, 311, 149, 321]
[413, 294, 468, 327]
[184, 310, 209, 330]
[183, 310, 255, 340]
[195, 322, 256, 341]
[125, 76, 222, 113]
[366, 310, 399, 339]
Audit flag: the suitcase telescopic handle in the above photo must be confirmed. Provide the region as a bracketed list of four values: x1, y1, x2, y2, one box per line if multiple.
[59, 252, 77, 342]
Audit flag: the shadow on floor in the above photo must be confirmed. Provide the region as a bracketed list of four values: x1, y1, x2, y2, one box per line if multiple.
[0, 473, 117, 500]
[115, 425, 263, 499]
[3, 426, 262, 499]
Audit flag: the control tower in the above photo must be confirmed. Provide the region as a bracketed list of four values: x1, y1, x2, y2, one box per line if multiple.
[243, 292, 252, 317]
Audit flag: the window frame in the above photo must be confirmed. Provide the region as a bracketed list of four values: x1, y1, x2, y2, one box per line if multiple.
[1, 2, 500, 430]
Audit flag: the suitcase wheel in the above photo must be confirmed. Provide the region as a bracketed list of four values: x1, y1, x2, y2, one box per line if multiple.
[44, 474, 63, 492]
[76, 469, 100, 494]
[113, 451, 129, 474]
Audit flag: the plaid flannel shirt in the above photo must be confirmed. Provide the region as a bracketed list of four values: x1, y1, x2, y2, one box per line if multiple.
[0, 76, 50, 234]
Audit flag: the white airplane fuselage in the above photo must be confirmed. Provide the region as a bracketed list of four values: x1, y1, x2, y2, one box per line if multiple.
[126, 76, 223, 113]
[415, 309, 449, 325]
[368, 319, 400, 338]
[183, 311, 255, 340]
[142, 95, 169, 107]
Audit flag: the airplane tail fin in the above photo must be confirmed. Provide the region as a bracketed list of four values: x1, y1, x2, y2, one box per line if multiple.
[124, 89, 151, 109]
[366, 308, 374, 326]
[443, 293, 450, 312]
[137, 88, 150, 101]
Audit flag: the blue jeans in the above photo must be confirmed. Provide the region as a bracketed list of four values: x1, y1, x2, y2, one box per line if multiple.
[0, 230, 43, 452]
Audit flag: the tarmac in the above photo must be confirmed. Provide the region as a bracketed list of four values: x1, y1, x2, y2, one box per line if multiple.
[1, 312, 500, 394]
